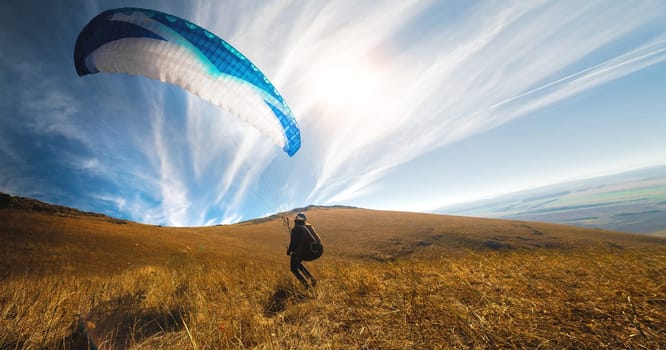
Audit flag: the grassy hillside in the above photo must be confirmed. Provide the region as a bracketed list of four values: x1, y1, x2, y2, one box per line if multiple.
[0, 193, 664, 349]
[649, 230, 666, 238]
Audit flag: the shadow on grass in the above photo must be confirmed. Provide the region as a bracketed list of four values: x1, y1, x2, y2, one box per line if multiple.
[63, 290, 188, 350]
[263, 286, 310, 317]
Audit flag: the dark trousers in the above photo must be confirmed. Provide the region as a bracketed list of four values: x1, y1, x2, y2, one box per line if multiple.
[290, 253, 315, 287]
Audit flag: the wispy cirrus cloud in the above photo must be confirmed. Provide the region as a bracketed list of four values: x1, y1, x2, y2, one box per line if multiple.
[488, 36, 666, 124]
[4, 58, 86, 145]
[174, 0, 666, 221]
[255, 0, 666, 205]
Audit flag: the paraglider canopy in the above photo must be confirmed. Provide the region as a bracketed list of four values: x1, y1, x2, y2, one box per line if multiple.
[74, 7, 300, 156]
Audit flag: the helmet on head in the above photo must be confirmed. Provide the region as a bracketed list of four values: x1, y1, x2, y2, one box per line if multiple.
[295, 212, 307, 222]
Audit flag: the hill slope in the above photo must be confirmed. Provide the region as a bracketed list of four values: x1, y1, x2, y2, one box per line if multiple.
[649, 229, 666, 237]
[1, 193, 664, 349]
[1, 192, 661, 276]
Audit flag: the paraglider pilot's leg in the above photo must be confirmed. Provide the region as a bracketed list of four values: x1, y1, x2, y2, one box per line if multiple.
[290, 253, 309, 287]
[298, 263, 316, 287]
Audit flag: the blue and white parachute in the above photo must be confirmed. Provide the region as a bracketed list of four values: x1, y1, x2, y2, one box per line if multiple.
[74, 8, 300, 156]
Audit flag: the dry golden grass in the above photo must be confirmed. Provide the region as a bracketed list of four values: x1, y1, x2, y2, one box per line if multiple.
[1, 197, 664, 349]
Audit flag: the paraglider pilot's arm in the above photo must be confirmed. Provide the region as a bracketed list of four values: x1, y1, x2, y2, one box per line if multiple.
[287, 227, 299, 255]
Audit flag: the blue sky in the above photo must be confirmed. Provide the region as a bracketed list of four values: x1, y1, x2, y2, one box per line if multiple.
[1, 0, 665, 226]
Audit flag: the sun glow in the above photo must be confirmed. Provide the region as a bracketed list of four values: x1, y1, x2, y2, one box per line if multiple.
[309, 56, 386, 112]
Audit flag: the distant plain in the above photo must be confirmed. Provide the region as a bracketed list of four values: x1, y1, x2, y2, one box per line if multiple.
[440, 166, 666, 234]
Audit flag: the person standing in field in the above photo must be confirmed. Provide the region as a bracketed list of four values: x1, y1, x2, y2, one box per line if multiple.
[287, 212, 323, 288]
